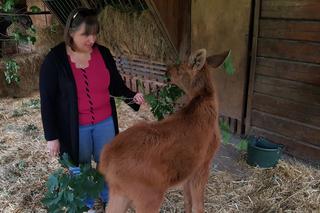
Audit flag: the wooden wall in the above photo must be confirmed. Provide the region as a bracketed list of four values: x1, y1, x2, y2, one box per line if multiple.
[247, 0, 320, 160]
[191, 0, 252, 133]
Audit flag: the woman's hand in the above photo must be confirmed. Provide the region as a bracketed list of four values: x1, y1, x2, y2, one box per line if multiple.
[47, 139, 60, 157]
[133, 93, 145, 105]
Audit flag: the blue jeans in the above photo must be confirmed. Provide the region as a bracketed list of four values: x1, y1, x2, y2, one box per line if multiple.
[70, 116, 115, 208]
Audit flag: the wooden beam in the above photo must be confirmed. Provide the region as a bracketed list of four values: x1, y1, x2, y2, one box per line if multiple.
[245, 0, 262, 134]
[259, 19, 320, 42]
[258, 38, 320, 64]
[252, 92, 320, 127]
[261, 0, 320, 20]
[254, 74, 320, 106]
[251, 110, 320, 146]
[255, 57, 320, 85]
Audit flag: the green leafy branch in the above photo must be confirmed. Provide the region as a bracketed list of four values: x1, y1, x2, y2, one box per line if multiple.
[0, 0, 15, 12]
[42, 154, 104, 213]
[220, 120, 248, 151]
[4, 59, 20, 84]
[11, 24, 36, 44]
[137, 80, 184, 121]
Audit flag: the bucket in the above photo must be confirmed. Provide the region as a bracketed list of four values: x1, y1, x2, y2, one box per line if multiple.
[246, 137, 283, 168]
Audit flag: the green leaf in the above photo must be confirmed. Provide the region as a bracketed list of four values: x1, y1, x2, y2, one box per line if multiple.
[64, 191, 74, 202]
[143, 84, 184, 121]
[222, 51, 235, 75]
[59, 153, 75, 168]
[29, 5, 41, 13]
[4, 59, 20, 84]
[237, 139, 248, 151]
[47, 174, 59, 192]
[28, 36, 36, 44]
[220, 121, 232, 145]
[2, 0, 15, 12]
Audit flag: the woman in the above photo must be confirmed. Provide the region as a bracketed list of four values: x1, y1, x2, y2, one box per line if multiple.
[39, 8, 144, 211]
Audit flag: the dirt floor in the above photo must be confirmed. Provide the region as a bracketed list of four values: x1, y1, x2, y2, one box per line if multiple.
[0, 92, 319, 213]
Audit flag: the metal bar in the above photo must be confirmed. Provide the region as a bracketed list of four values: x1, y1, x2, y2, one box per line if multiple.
[138, 0, 145, 10]
[0, 12, 51, 16]
[103, 0, 109, 7]
[26, 11, 52, 15]
[63, 0, 79, 21]
[128, 0, 134, 8]
[42, 0, 62, 25]
[64, 0, 77, 20]
[68, 0, 79, 9]
[110, 0, 116, 7]
[53, 0, 65, 20]
[117, 0, 125, 10]
[54, 0, 68, 23]
[61, 0, 73, 14]
[44, 0, 65, 25]
[86, 0, 95, 8]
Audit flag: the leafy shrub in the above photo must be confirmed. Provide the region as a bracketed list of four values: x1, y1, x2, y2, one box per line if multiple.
[42, 154, 104, 213]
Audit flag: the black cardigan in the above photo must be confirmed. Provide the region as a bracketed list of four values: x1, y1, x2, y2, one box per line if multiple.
[39, 42, 139, 165]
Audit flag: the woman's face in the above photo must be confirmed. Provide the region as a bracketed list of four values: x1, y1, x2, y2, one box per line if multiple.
[70, 23, 97, 53]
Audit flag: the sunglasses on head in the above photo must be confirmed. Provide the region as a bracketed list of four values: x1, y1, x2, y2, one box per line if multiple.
[71, 9, 97, 22]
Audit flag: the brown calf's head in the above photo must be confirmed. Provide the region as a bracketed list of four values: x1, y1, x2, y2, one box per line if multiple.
[167, 49, 230, 98]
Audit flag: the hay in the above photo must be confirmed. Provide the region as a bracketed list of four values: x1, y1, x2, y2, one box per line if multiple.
[0, 93, 319, 212]
[0, 53, 44, 98]
[34, 17, 64, 54]
[0, 17, 62, 98]
[0, 93, 58, 212]
[98, 6, 175, 63]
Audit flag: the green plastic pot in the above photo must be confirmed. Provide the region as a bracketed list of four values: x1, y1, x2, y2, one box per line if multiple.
[246, 137, 283, 168]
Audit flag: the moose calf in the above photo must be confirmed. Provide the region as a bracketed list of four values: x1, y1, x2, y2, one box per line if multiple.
[99, 49, 229, 213]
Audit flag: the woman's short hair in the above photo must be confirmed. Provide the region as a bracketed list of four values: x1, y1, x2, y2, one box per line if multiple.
[64, 8, 100, 47]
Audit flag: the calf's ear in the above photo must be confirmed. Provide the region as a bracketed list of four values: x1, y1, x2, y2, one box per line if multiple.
[206, 50, 230, 68]
[188, 49, 207, 71]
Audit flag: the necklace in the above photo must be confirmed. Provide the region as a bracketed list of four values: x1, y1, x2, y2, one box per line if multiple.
[67, 46, 92, 69]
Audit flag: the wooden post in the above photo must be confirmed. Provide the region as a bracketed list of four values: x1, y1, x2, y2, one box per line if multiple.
[245, 0, 262, 134]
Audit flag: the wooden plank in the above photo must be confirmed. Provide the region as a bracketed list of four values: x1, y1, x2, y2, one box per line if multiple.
[144, 80, 151, 93]
[125, 75, 132, 90]
[254, 74, 320, 106]
[252, 92, 320, 127]
[261, 0, 320, 20]
[245, 0, 262, 134]
[259, 19, 320, 42]
[251, 127, 320, 161]
[118, 57, 166, 69]
[251, 110, 320, 146]
[230, 118, 237, 133]
[131, 77, 137, 92]
[256, 57, 320, 86]
[120, 68, 165, 82]
[116, 59, 167, 72]
[257, 38, 320, 64]
[237, 120, 243, 135]
[119, 64, 165, 76]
